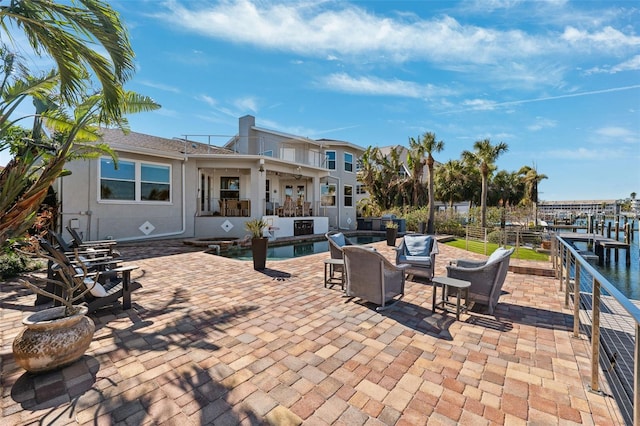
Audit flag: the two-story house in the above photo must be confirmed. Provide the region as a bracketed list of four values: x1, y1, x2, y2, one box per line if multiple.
[55, 115, 364, 242]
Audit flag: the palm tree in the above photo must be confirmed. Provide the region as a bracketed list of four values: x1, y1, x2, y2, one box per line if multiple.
[462, 139, 508, 228]
[0, 61, 160, 249]
[434, 159, 465, 214]
[518, 165, 548, 226]
[408, 132, 444, 233]
[0, 0, 135, 117]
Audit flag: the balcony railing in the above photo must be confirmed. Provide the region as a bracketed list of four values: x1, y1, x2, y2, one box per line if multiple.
[553, 235, 640, 425]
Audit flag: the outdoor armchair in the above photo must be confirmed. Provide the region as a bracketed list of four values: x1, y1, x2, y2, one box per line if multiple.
[38, 238, 140, 313]
[446, 247, 514, 314]
[343, 245, 408, 310]
[395, 234, 438, 281]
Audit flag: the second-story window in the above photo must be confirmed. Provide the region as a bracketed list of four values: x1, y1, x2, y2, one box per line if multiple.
[325, 151, 336, 170]
[344, 152, 353, 173]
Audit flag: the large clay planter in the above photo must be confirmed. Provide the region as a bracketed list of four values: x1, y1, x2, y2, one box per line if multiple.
[13, 306, 95, 373]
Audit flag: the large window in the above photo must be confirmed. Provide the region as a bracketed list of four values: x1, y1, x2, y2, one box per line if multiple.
[344, 185, 353, 207]
[100, 158, 170, 202]
[321, 183, 336, 206]
[220, 177, 240, 200]
[325, 151, 336, 170]
[344, 152, 353, 173]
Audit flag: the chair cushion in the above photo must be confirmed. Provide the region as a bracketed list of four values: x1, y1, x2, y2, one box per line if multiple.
[486, 247, 510, 265]
[404, 235, 433, 256]
[74, 267, 107, 297]
[398, 255, 432, 268]
[329, 233, 346, 247]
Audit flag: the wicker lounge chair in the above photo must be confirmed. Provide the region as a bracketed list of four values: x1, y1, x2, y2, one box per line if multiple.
[446, 247, 514, 314]
[343, 245, 408, 310]
[395, 234, 438, 282]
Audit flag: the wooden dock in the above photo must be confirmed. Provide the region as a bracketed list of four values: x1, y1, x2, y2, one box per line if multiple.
[559, 232, 632, 266]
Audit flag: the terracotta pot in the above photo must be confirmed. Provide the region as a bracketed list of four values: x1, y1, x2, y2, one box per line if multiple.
[13, 306, 95, 373]
[251, 237, 269, 270]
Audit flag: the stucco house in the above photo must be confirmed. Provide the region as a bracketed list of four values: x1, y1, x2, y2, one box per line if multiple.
[55, 115, 364, 243]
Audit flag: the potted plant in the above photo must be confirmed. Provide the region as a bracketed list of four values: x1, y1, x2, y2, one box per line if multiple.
[12, 236, 96, 373]
[385, 220, 399, 246]
[245, 218, 269, 270]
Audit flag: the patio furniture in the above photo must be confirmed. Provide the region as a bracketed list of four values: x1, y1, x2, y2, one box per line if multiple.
[302, 201, 311, 216]
[49, 231, 111, 257]
[281, 197, 296, 217]
[432, 276, 471, 320]
[38, 238, 141, 313]
[66, 226, 119, 256]
[395, 234, 438, 281]
[446, 247, 515, 314]
[324, 258, 345, 290]
[325, 231, 353, 280]
[342, 245, 408, 310]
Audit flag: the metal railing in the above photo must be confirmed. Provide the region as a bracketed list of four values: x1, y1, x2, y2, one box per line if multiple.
[553, 234, 640, 425]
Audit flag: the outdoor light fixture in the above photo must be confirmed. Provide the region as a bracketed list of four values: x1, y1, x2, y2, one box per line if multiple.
[259, 158, 265, 173]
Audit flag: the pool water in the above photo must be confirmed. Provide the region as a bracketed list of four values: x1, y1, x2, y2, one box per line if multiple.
[217, 235, 385, 261]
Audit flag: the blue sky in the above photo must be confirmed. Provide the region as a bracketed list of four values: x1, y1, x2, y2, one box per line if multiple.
[5, 0, 640, 201]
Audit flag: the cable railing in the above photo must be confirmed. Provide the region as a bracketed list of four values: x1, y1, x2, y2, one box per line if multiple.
[553, 234, 640, 425]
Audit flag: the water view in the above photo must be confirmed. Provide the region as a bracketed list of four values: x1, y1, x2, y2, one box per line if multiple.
[217, 235, 385, 261]
[571, 225, 639, 300]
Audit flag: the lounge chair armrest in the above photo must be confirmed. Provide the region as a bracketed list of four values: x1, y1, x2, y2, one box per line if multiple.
[452, 259, 486, 268]
[110, 265, 139, 273]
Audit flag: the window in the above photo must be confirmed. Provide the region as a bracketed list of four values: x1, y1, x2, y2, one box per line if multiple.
[220, 177, 240, 200]
[141, 163, 170, 201]
[325, 151, 336, 170]
[100, 158, 170, 202]
[262, 150, 273, 157]
[344, 185, 353, 207]
[321, 183, 336, 206]
[344, 152, 353, 173]
[356, 184, 367, 195]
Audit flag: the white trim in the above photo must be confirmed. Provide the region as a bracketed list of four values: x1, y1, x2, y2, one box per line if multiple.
[98, 157, 172, 204]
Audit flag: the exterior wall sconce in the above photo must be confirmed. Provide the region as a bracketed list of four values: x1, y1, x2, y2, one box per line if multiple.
[259, 158, 265, 173]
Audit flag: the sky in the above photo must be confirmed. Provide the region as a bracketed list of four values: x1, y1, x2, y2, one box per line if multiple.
[4, 0, 640, 201]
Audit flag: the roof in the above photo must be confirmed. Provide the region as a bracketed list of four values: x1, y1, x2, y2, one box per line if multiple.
[99, 128, 234, 156]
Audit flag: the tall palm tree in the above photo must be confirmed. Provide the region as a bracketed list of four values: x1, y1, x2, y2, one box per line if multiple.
[518, 165, 548, 226]
[0, 0, 135, 117]
[406, 137, 425, 207]
[462, 139, 508, 228]
[419, 132, 444, 233]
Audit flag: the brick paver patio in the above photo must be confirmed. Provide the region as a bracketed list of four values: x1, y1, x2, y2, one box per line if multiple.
[0, 238, 624, 425]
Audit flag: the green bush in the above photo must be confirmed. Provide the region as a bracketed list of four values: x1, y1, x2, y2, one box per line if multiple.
[487, 230, 503, 245]
[0, 252, 42, 279]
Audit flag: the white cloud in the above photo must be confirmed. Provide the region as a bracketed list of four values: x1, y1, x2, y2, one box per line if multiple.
[527, 117, 557, 131]
[138, 80, 181, 93]
[585, 55, 640, 74]
[546, 147, 622, 160]
[321, 73, 455, 99]
[233, 97, 259, 113]
[561, 26, 640, 51]
[196, 94, 217, 106]
[156, 1, 546, 65]
[594, 126, 639, 144]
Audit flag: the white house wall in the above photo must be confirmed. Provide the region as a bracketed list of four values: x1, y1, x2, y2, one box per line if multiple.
[59, 152, 193, 242]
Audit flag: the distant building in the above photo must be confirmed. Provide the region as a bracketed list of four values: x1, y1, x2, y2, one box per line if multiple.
[538, 199, 620, 219]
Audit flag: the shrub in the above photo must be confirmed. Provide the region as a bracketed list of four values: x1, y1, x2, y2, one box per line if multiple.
[0, 251, 41, 279]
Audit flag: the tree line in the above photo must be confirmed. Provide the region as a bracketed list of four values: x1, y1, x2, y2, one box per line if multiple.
[357, 133, 548, 230]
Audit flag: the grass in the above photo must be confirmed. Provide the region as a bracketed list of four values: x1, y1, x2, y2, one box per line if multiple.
[445, 238, 549, 262]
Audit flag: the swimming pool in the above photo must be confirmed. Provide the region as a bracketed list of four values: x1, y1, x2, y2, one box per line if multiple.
[216, 235, 385, 260]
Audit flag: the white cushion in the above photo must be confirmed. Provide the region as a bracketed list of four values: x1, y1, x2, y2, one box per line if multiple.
[74, 267, 107, 297]
[85, 279, 107, 297]
[486, 247, 509, 265]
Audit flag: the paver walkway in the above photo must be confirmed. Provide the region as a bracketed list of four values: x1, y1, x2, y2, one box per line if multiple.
[0, 239, 624, 425]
